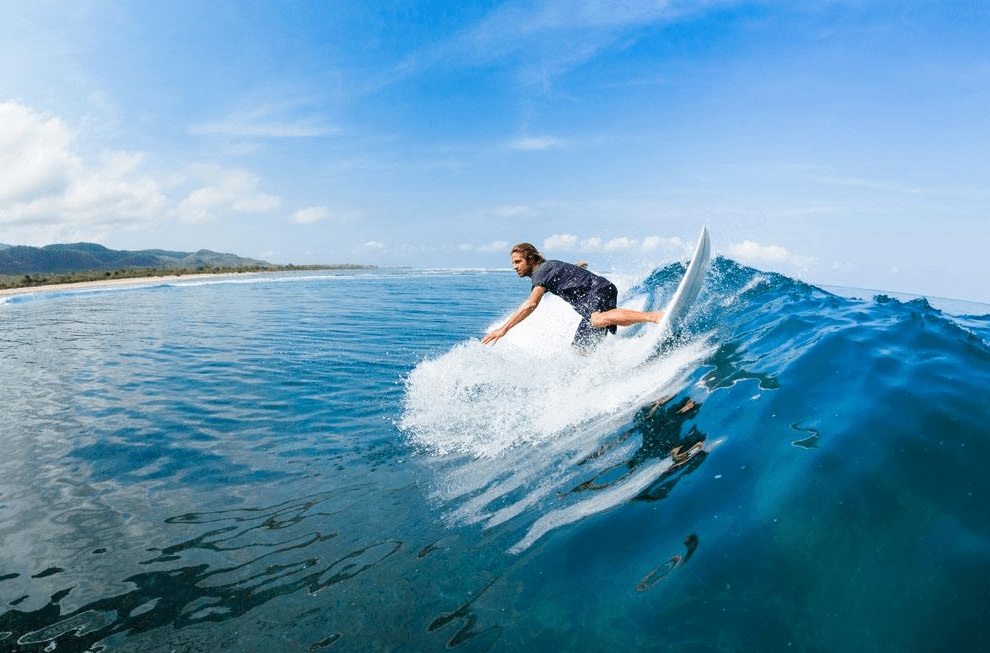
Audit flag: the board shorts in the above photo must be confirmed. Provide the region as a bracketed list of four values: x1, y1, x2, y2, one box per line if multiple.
[571, 283, 618, 351]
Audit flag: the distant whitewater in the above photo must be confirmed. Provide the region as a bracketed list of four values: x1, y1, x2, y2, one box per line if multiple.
[1, 262, 988, 652]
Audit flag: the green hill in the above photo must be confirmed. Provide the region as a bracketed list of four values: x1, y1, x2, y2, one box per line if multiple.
[0, 243, 270, 275]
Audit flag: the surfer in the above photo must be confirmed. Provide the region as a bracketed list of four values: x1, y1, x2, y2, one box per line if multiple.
[482, 242, 663, 351]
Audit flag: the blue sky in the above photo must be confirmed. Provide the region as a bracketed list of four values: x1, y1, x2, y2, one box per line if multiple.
[2, 0, 988, 302]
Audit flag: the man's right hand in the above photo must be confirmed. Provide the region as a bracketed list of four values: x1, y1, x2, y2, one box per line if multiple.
[482, 326, 507, 345]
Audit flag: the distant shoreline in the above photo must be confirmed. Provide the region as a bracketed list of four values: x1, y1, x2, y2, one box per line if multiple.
[0, 265, 373, 298]
[0, 272, 247, 298]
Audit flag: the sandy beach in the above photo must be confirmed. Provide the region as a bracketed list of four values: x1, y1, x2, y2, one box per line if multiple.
[0, 272, 248, 298]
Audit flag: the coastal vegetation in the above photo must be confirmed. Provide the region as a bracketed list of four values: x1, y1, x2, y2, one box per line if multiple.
[0, 242, 374, 291]
[1, 264, 375, 291]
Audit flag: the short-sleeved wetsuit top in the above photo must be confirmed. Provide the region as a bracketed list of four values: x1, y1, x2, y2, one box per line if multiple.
[531, 260, 618, 350]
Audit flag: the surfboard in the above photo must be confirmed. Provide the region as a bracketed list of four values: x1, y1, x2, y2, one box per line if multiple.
[654, 226, 711, 340]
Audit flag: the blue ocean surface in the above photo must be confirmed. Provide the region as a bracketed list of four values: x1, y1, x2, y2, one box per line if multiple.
[1, 262, 988, 652]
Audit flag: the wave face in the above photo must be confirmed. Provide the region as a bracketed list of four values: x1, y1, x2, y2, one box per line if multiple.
[1, 265, 988, 652]
[401, 257, 990, 650]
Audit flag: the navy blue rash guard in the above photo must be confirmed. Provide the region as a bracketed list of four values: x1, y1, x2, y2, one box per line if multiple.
[531, 260, 618, 350]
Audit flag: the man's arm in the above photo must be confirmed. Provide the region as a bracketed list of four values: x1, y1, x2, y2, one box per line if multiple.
[482, 285, 546, 345]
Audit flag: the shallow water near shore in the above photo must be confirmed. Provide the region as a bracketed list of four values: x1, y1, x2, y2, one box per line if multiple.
[2, 264, 989, 652]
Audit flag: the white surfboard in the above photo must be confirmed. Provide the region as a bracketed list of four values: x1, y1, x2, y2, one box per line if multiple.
[654, 226, 711, 341]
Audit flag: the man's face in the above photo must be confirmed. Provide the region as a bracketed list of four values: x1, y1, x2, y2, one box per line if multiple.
[511, 252, 534, 277]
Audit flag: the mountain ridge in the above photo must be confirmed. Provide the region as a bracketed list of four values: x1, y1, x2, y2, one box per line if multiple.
[0, 243, 271, 275]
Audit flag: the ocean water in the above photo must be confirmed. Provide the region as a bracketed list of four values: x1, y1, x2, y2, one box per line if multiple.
[1, 261, 988, 653]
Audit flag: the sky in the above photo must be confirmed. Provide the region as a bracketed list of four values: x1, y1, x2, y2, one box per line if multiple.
[1, 0, 988, 303]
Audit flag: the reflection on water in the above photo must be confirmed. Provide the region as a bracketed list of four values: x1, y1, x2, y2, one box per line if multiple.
[426, 577, 503, 651]
[701, 341, 780, 392]
[568, 395, 708, 499]
[789, 422, 821, 449]
[636, 533, 699, 592]
[1, 489, 403, 652]
[504, 383, 723, 554]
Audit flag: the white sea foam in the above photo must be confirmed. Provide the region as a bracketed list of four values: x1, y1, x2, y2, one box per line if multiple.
[400, 290, 714, 551]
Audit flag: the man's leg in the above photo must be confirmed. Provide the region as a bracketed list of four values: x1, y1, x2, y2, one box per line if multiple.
[590, 308, 663, 328]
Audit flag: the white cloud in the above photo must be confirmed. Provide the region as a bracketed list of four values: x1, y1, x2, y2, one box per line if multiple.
[177, 165, 281, 224]
[290, 205, 361, 225]
[508, 136, 565, 151]
[543, 233, 581, 251]
[362, 240, 386, 251]
[641, 235, 683, 251]
[291, 206, 330, 224]
[603, 236, 637, 252]
[729, 240, 790, 263]
[0, 100, 166, 240]
[0, 102, 73, 205]
[582, 236, 603, 251]
[473, 240, 511, 253]
[729, 240, 816, 269]
[542, 233, 685, 255]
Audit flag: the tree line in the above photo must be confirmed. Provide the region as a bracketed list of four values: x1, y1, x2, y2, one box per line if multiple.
[1, 264, 373, 291]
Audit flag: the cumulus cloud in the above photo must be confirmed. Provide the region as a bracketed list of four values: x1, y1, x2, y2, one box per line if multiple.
[602, 236, 637, 252]
[642, 235, 683, 251]
[291, 206, 331, 224]
[542, 233, 686, 255]
[582, 236, 603, 251]
[0, 100, 166, 239]
[728, 240, 815, 268]
[470, 240, 511, 253]
[0, 103, 74, 206]
[543, 233, 581, 251]
[177, 165, 281, 224]
[729, 240, 790, 263]
[0, 100, 292, 241]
